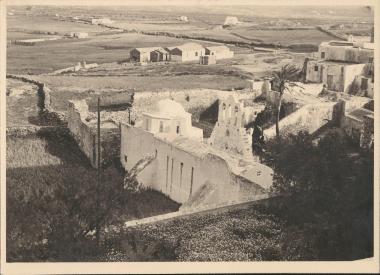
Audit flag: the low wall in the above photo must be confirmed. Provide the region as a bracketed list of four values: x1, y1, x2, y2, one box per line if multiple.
[6, 74, 67, 125]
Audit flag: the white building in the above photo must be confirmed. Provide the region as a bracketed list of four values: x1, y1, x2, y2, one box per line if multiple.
[223, 16, 239, 26]
[167, 43, 205, 62]
[120, 99, 273, 205]
[91, 18, 113, 25]
[305, 40, 374, 96]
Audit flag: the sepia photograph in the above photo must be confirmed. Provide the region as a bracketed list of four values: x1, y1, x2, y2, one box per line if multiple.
[1, 0, 378, 273]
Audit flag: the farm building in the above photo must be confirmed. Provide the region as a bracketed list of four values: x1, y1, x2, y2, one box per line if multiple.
[130, 47, 161, 63]
[150, 48, 170, 62]
[65, 32, 89, 39]
[205, 45, 234, 59]
[223, 16, 239, 26]
[200, 55, 216, 65]
[178, 15, 188, 22]
[120, 99, 273, 205]
[305, 40, 374, 96]
[167, 43, 205, 62]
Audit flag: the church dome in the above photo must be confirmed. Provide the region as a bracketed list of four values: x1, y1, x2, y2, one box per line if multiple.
[152, 99, 188, 118]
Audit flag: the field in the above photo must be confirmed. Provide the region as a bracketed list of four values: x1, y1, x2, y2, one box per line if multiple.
[7, 5, 373, 75]
[7, 132, 180, 261]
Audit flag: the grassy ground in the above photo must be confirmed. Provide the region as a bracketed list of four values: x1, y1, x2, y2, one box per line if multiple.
[6, 132, 180, 261]
[6, 79, 40, 126]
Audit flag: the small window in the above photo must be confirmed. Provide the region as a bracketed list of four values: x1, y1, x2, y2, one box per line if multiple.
[321, 52, 325, 59]
[159, 121, 164, 132]
[176, 125, 180, 134]
[314, 65, 319, 71]
[195, 51, 198, 57]
[369, 57, 373, 63]
[257, 171, 261, 176]
[234, 106, 239, 113]
[124, 154, 128, 162]
[361, 78, 368, 90]
[226, 130, 230, 136]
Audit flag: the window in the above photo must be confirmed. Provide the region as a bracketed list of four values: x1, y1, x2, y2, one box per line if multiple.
[166, 156, 169, 190]
[124, 154, 128, 163]
[180, 162, 184, 187]
[176, 125, 180, 134]
[321, 52, 325, 59]
[195, 51, 198, 56]
[189, 167, 194, 196]
[234, 106, 239, 113]
[314, 65, 319, 71]
[234, 117, 237, 126]
[159, 121, 164, 132]
[226, 130, 230, 136]
[257, 171, 261, 176]
[369, 57, 373, 63]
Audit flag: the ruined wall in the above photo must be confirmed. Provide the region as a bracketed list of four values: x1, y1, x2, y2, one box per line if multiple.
[67, 100, 120, 168]
[120, 124, 268, 205]
[264, 102, 336, 139]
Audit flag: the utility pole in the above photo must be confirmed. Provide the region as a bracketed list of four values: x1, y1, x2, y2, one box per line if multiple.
[96, 97, 101, 247]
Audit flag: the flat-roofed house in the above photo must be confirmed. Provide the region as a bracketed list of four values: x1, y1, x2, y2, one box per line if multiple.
[168, 42, 205, 62]
[205, 45, 234, 59]
[305, 40, 374, 96]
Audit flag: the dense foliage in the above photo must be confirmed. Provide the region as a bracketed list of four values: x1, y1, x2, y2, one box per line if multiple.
[263, 128, 374, 260]
[6, 131, 179, 262]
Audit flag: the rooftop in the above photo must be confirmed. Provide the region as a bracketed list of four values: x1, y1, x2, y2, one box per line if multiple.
[170, 136, 272, 189]
[174, 42, 204, 52]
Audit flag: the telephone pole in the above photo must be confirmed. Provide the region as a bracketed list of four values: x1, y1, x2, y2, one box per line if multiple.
[96, 97, 101, 246]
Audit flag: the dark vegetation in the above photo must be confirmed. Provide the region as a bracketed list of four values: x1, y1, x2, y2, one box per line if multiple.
[7, 129, 180, 262]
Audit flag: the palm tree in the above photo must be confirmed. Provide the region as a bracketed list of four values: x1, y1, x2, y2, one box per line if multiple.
[271, 64, 301, 138]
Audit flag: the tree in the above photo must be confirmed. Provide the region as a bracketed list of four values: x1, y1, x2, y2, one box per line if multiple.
[271, 64, 301, 138]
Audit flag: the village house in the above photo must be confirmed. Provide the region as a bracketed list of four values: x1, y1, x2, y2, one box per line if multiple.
[120, 99, 273, 205]
[199, 55, 216, 65]
[305, 40, 374, 96]
[338, 99, 374, 149]
[205, 45, 234, 59]
[208, 95, 265, 158]
[167, 43, 205, 62]
[130, 47, 161, 63]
